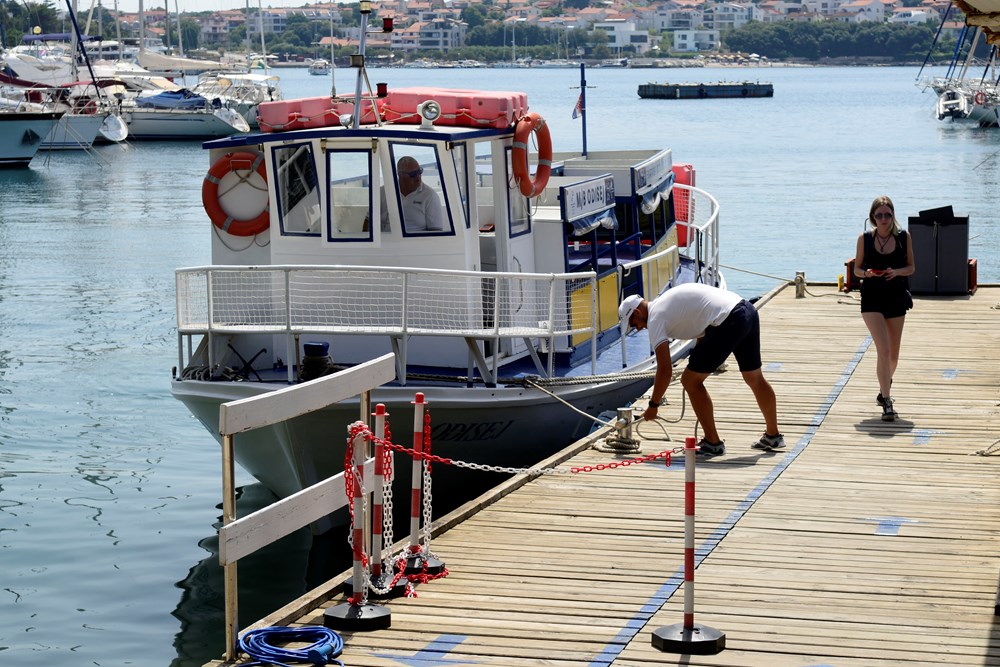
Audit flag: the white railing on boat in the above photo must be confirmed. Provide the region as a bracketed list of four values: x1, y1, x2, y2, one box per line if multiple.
[176, 266, 598, 384]
[619, 183, 721, 292]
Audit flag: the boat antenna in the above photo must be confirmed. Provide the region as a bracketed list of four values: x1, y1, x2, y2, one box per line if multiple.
[350, 0, 392, 128]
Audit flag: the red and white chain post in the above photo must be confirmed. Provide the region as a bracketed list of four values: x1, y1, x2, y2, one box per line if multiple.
[403, 393, 444, 575]
[651, 436, 725, 654]
[323, 422, 391, 630]
[368, 404, 407, 597]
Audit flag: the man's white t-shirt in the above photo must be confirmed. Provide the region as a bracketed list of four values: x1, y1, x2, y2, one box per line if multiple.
[380, 182, 444, 232]
[646, 283, 742, 350]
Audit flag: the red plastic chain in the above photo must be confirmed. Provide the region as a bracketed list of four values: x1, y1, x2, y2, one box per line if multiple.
[570, 450, 673, 473]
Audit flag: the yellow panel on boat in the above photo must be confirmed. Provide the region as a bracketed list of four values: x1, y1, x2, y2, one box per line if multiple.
[570, 275, 617, 347]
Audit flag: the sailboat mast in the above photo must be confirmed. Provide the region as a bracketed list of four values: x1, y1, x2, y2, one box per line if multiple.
[175, 0, 184, 57]
[138, 0, 145, 58]
[258, 0, 268, 74]
[164, 0, 171, 52]
[329, 9, 336, 97]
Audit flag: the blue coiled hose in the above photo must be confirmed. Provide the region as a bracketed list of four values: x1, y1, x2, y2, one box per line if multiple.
[239, 626, 344, 666]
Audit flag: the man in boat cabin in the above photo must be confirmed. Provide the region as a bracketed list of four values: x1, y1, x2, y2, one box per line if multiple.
[619, 284, 783, 457]
[379, 155, 445, 233]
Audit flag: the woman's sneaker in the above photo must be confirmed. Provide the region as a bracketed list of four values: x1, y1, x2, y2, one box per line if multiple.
[881, 397, 897, 422]
[753, 432, 786, 451]
[697, 438, 726, 457]
[876, 392, 885, 406]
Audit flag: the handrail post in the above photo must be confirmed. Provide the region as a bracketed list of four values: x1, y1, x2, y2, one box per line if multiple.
[221, 432, 239, 661]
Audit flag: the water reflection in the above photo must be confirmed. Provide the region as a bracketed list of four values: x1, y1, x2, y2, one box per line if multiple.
[169, 484, 351, 667]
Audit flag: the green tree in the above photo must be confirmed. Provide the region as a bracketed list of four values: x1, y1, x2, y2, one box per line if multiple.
[723, 19, 952, 62]
[461, 4, 487, 30]
[0, 0, 64, 47]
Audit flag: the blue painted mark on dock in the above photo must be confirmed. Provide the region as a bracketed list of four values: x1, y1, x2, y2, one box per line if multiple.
[942, 369, 959, 379]
[375, 634, 477, 666]
[866, 516, 920, 536]
[587, 337, 873, 667]
[912, 429, 939, 445]
[766, 362, 783, 371]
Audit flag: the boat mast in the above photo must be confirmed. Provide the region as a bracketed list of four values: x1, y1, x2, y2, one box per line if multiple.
[329, 9, 336, 97]
[164, 0, 171, 52]
[257, 0, 268, 74]
[174, 0, 184, 57]
[138, 0, 145, 59]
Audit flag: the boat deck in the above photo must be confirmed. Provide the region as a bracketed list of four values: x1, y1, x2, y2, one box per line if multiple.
[206, 283, 1000, 666]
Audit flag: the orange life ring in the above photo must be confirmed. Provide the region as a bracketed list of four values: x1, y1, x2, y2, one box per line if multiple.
[974, 90, 987, 106]
[512, 112, 552, 198]
[201, 151, 270, 236]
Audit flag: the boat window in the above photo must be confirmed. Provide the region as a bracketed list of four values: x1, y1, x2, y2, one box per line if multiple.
[449, 144, 470, 229]
[326, 149, 373, 242]
[505, 146, 531, 237]
[273, 143, 322, 236]
[386, 143, 453, 236]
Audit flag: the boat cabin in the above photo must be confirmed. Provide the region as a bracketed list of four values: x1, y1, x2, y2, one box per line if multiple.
[186, 92, 707, 387]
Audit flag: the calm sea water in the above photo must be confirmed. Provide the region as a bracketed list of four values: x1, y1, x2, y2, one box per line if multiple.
[0, 65, 995, 666]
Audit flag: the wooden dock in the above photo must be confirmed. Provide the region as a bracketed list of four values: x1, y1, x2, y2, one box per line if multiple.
[207, 283, 1000, 666]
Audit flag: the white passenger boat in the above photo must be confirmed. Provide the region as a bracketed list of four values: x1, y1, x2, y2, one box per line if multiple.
[171, 7, 723, 502]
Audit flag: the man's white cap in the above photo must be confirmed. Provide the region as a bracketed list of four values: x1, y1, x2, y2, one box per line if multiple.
[618, 294, 643, 336]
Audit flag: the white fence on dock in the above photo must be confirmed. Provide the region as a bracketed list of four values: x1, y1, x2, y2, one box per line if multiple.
[215, 353, 396, 661]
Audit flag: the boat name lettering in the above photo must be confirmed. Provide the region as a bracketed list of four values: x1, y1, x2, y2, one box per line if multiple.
[430, 419, 516, 443]
[635, 153, 671, 194]
[564, 176, 615, 221]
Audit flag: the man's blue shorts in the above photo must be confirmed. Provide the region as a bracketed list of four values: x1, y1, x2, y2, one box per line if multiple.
[686, 299, 762, 374]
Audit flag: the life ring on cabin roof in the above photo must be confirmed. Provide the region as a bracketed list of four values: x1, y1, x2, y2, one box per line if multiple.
[974, 90, 987, 106]
[512, 112, 552, 198]
[201, 151, 270, 236]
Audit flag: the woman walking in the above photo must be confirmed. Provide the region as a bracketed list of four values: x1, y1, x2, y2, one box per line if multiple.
[854, 195, 915, 421]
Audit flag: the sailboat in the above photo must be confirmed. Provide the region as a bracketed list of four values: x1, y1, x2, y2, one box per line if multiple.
[920, 9, 999, 127]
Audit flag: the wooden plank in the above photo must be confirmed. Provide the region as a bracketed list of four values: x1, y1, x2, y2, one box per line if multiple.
[219, 458, 374, 564]
[218, 353, 395, 435]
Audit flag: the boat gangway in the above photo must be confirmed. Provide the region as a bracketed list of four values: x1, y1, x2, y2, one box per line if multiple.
[202, 282, 1000, 666]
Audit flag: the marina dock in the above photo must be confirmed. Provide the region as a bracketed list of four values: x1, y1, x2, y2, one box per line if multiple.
[206, 283, 1000, 666]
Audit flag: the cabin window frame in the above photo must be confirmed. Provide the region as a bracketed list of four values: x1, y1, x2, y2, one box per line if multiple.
[504, 145, 532, 239]
[324, 147, 375, 243]
[272, 141, 323, 237]
[385, 141, 456, 237]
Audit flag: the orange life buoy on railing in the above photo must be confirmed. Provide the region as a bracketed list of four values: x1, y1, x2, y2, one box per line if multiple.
[974, 90, 987, 106]
[512, 112, 552, 198]
[201, 151, 270, 236]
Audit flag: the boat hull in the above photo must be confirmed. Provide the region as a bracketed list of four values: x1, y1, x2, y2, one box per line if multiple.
[122, 109, 245, 140]
[171, 365, 665, 501]
[41, 113, 104, 150]
[0, 111, 62, 167]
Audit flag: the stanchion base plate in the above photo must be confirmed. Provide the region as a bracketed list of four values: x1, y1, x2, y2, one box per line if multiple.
[322, 602, 391, 631]
[343, 575, 410, 599]
[651, 623, 726, 655]
[403, 555, 445, 576]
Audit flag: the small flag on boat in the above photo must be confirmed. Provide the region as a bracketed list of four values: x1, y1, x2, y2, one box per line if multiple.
[572, 93, 584, 119]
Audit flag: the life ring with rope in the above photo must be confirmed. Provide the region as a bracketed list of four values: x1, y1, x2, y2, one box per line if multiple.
[511, 112, 552, 198]
[201, 151, 270, 236]
[974, 90, 987, 106]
